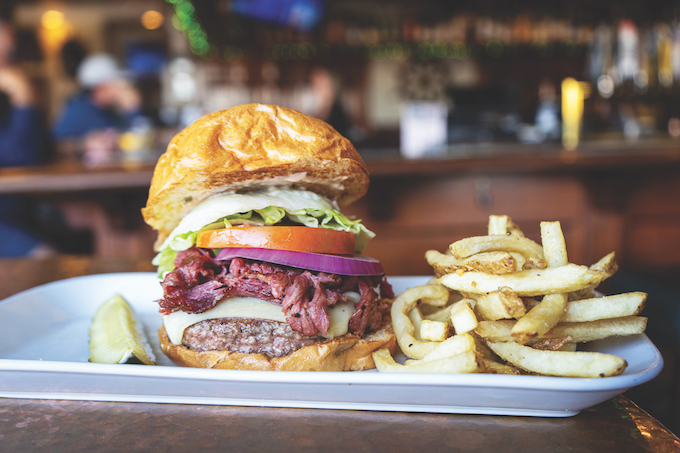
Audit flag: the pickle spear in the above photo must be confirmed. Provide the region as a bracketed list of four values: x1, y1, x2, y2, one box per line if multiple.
[89, 294, 156, 365]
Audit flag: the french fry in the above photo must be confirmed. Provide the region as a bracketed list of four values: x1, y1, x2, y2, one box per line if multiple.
[373, 348, 483, 374]
[449, 299, 478, 334]
[420, 319, 450, 342]
[475, 320, 516, 341]
[570, 252, 619, 300]
[558, 343, 578, 352]
[380, 215, 648, 378]
[562, 292, 647, 322]
[522, 297, 541, 311]
[391, 284, 450, 359]
[474, 287, 526, 321]
[548, 317, 648, 342]
[486, 341, 627, 377]
[424, 305, 454, 322]
[450, 235, 544, 260]
[591, 251, 618, 277]
[488, 215, 525, 236]
[418, 333, 476, 362]
[483, 359, 522, 375]
[439, 264, 603, 296]
[474, 332, 523, 374]
[511, 221, 569, 344]
[408, 307, 424, 340]
[539, 221, 569, 267]
[476, 316, 648, 343]
[511, 294, 567, 344]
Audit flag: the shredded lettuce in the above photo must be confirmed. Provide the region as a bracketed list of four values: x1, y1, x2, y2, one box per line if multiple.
[154, 189, 375, 276]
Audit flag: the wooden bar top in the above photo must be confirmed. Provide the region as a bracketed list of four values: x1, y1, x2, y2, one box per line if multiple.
[0, 396, 678, 452]
[0, 255, 678, 452]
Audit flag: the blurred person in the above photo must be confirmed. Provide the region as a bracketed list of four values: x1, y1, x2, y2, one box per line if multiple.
[60, 39, 87, 80]
[0, 20, 40, 166]
[0, 19, 52, 256]
[53, 53, 142, 164]
[309, 66, 351, 138]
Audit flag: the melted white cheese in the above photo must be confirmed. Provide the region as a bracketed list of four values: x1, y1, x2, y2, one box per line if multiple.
[163, 292, 360, 345]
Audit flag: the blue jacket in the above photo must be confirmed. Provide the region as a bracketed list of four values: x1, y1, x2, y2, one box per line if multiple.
[0, 106, 39, 167]
[53, 91, 140, 139]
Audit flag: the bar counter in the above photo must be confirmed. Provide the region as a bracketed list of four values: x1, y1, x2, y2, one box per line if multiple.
[0, 256, 678, 452]
[0, 138, 678, 195]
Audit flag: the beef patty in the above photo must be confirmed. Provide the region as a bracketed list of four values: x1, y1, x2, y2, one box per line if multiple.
[182, 318, 326, 358]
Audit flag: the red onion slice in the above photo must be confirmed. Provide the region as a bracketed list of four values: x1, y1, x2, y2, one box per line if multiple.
[214, 247, 384, 276]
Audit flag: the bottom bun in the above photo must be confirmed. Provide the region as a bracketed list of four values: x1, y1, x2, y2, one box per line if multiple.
[158, 321, 397, 371]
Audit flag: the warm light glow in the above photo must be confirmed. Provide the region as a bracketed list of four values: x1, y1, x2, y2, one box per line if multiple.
[561, 77, 586, 150]
[41, 10, 65, 30]
[141, 10, 165, 30]
[39, 10, 71, 56]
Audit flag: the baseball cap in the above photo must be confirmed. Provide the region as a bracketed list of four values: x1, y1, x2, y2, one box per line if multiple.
[77, 53, 128, 88]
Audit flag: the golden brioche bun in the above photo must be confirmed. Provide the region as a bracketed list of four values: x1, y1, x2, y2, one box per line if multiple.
[143, 104, 369, 247]
[158, 321, 396, 371]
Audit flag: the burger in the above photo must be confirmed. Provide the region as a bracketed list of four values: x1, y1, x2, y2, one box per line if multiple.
[142, 103, 397, 371]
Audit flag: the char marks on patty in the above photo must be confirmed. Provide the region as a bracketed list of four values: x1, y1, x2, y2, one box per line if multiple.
[182, 318, 325, 358]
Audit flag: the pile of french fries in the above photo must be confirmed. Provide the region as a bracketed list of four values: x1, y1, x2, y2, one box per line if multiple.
[372, 215, 648, 378]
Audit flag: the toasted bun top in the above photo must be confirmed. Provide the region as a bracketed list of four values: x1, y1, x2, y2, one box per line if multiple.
[143, 104, 369, 245]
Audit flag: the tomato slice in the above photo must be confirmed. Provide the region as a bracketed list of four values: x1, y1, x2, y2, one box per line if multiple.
[196, 226, 355, 255]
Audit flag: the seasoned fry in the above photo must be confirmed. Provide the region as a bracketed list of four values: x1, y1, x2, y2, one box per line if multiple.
[531, 335, 573, 351]
[460, 252, 519, 275]
[426, 250, 518, 276]
[521, 255, 548, 270]
[439, 264, 603, 296]
[486, 341, 627, 378]
[373, 348, 483, 374]
[450, 235, 544, 260]
[474, 287, 526, 321]
[391, 284, 450, 359]
[562, 292, 647, 322]
[449, 299, 478, 334]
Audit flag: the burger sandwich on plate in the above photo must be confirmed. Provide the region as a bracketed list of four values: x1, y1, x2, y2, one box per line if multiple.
[142, 103, 397, 371]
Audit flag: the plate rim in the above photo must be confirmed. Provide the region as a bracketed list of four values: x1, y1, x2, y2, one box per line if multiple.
[0, 272, 665, 414]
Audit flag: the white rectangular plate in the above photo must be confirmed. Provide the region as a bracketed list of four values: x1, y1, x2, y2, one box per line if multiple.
[0, 274, 663, 417]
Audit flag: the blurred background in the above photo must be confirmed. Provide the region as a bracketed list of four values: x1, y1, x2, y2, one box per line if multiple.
[0, 0, 679, 433]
